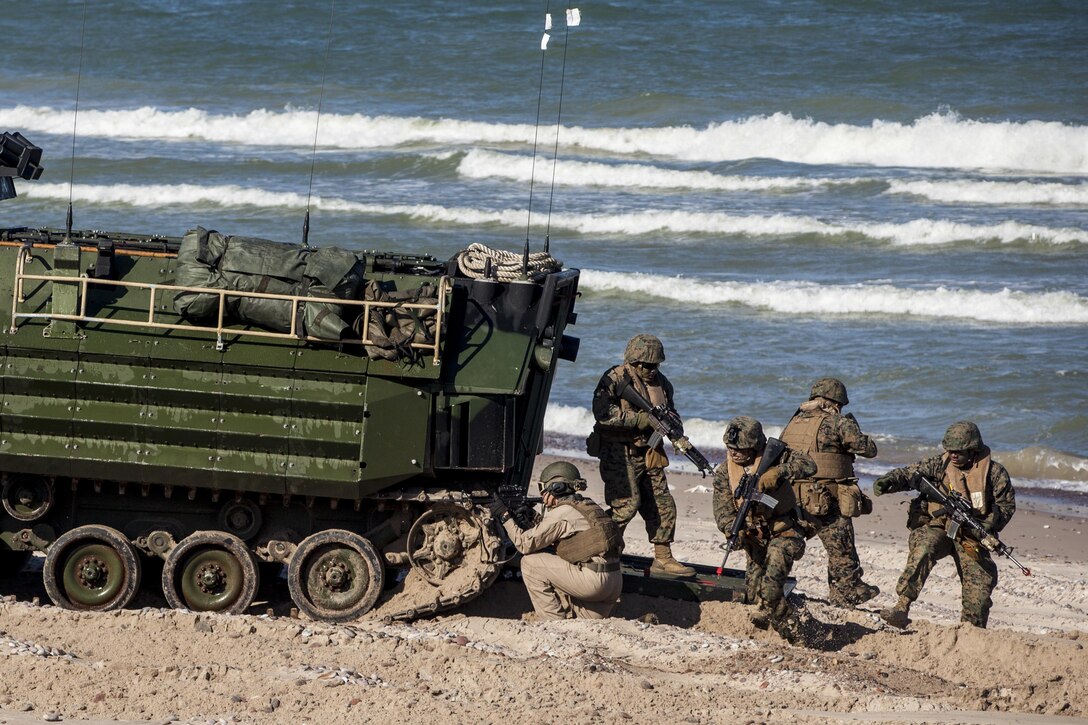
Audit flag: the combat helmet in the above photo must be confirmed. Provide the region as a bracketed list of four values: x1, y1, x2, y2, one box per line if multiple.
[624, 334, 665, 365]
[810, 377, 849, 405]
[724, 416, 766, 450]
[538, 460, 586, 497]
[942, 421, 983, 452]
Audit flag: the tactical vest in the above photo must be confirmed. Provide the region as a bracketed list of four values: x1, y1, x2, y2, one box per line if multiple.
[554, 498, 623, 565]
[780, 409, 855, 480]
[929, 447, 992, 517]
[724, 454, 798, 533]
[598, 365, 667, 447]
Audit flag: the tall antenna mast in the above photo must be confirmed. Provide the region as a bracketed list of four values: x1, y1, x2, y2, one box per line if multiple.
[543, 4, 579, 253]
[66, 0, 91, 241]
[303, 0, 339, 248]
[522, 2, 553, 275]
[525, 4, 580, 263]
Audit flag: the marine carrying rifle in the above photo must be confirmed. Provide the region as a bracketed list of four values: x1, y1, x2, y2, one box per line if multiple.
[913, 474, 1032, 576]
[716, 437, 786, 575]
[616, 375, 714, 476]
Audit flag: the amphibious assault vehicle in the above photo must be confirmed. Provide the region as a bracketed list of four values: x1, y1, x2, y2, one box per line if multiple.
[0, 132, 580, 622]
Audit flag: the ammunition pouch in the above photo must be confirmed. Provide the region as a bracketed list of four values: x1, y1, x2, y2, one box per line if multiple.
[960, 538, 983, 562]
[794, 479, 832, 519]
[644, 443, 669, 470]
[906, 496, 931, 530]
[837, 480, 872, 518]
[585, 430, 602, 458]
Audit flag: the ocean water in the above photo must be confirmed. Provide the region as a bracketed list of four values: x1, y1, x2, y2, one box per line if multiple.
[2, 1, 1086, 499]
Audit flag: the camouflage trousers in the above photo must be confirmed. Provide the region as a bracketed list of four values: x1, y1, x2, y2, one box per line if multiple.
[598, 441, 677, 544]
[814, 507, 867, 595]
[895, 524, 999, 627]
[744, 534, 806, 613]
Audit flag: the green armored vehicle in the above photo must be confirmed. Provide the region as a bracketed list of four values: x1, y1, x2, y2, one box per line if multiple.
[0, 133, 580, 622]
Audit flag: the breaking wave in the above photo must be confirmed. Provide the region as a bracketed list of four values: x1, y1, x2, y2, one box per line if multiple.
[3, 105, 1086, 174]
[461, 150, 1088, 207]
[887, 179, 1088, 206]
[579, 269, 1088, 325]
[457, 149, 867, 191]
[21, 182, 1087, 247]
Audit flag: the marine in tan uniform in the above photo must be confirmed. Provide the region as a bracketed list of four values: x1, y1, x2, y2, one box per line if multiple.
[713, 416, 817, 643]
[873, 421, 1016, 629]
[590, 334, 694, 576]
[780, 377, 880, 607]
[489, 462, 624, 621]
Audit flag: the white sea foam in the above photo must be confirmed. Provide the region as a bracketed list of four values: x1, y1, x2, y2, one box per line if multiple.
[462, 150, 1088, 205]
[887, 179, 1088, 206]
[543, 404, 778, 454]
[4, 105, 1086, 174]
[579, 269, 1088, 325]
[457, 149, 864, 191]
[21, 182, 1086, 247]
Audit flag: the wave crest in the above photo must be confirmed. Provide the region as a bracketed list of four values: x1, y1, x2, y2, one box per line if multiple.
[580, 269, 1088, 325]
[4, 105, 1085, 173]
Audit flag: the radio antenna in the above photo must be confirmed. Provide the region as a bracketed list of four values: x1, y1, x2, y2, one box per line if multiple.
[523, 2, 553, 262]
[65, 0, 90, 240]
[303, 0, 338, 248]
[543, 3, 579, 254]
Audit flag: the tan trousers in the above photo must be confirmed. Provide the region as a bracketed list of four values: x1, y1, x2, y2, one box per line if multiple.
[520, 552, 623, 621]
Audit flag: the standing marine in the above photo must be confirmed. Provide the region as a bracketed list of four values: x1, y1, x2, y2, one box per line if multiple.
[779, 377, 880, 607]
[589, 334, 695, 576]
[489, 462, 624, 620]
[713, 416, 817, 642]
[873, 421, 1016, 628]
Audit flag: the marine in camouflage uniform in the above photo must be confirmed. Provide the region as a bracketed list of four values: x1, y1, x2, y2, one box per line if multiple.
[591, 334, 694, 576]
[873, 421, 1016, 629]
[489, 462, 624, 620]
[713, 416, 817, 643]
[780, 377, 880, 608]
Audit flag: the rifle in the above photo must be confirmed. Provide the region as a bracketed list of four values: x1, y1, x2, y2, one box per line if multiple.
[913, 474, 1031, 576]
[616, 375, 714, 476]
[716, 437, 786, 575]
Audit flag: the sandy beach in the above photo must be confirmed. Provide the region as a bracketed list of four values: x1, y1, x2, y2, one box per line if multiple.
[1, 452, 1085, 725]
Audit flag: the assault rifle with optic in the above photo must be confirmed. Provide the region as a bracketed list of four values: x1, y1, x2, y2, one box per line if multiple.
[913, 473, 1032, 576]
[716, 437, 786, 575]
[616, 375, 715, 477]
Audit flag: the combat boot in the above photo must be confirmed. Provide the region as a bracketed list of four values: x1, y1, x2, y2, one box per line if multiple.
[829, 581, 880, 608]
[768, 600, 803, 644]
[650, 543, 695, 576]
[879, 596, 912, 629]
[749, 600, 771, 630]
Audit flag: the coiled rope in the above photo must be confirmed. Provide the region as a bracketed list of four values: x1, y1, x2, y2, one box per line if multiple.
[455, 243, 562, 282]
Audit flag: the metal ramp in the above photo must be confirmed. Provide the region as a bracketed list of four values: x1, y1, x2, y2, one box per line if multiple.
[619, 554, 796, 603]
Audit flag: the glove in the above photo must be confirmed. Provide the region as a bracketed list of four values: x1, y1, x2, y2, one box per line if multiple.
[633, 411, 653, 430]
[872, 475, 893, 496]
[672, 435, 691, 453]
[486, 497, 509, 519]
[758, 465, 781, 492]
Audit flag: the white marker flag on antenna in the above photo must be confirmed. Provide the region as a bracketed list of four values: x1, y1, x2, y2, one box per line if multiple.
[544, 13, 552, 30]
[566, 8, 581, 26]
[540, 32, 551, 50]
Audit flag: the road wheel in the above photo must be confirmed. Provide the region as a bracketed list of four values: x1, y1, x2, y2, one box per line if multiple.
[162, 531, 259, 615]
[287, 529, 384, 623]
[43, 525, 141, 611]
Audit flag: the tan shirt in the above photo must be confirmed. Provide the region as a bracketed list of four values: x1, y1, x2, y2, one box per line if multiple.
[502, 504, 591, 555]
